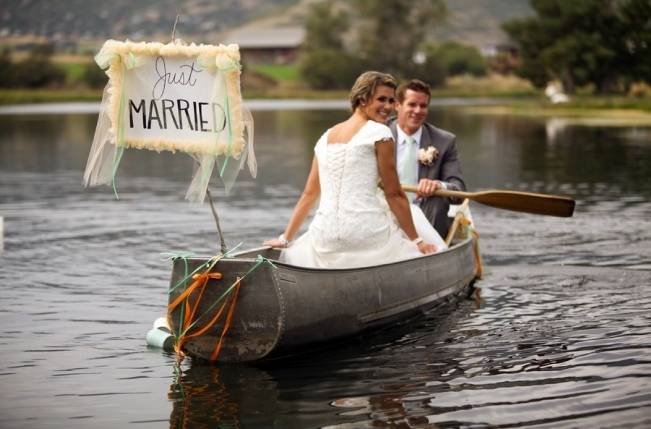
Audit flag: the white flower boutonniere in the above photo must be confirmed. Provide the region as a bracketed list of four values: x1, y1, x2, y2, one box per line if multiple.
[418, 146, 439, 166]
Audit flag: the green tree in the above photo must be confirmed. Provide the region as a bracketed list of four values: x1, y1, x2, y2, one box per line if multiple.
[12, 43, 65, 88]
[354, 0, 447, 77]
[410, 57, 446, 88]
[300, 2, 362, 89]
[300, 50, 362, 89]
[303, 2, 349, 51]
[0, 44, 66, 88]
[0, 49, 15, 88]
[82, 61, 108, 88]
[616, 0, 651, 86]
[503, 0, 651, 93]
[425, 42, 487, 77]
[300, 0, 448, 89]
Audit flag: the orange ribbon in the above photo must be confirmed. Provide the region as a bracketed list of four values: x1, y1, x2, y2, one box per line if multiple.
[168, 270, 242, 362]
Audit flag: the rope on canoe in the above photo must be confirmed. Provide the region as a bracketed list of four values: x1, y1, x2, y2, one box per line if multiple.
[445, 200, 483, 279]
[471, 228, 483, 279]
[166, 253, 276, 362]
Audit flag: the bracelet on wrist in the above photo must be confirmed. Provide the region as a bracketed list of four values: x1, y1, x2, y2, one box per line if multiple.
[412, 237, 424, 245]
[278, 233, 290, 247]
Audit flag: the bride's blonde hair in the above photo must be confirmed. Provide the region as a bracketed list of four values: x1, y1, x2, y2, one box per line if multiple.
[349, 71, 397, 112]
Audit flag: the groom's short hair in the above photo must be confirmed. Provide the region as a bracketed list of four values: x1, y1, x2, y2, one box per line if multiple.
[397, 79, 431, 103]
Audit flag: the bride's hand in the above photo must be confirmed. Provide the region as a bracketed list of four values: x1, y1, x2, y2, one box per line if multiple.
[263, 238, 286, 248]
[264, 234, 290, 248]
[417, 241, 436, 254]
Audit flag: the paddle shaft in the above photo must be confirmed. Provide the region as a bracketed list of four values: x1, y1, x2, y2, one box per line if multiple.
[402, 185, 575, 217]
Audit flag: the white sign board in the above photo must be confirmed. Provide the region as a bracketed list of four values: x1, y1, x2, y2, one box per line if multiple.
[85, 41, 253, 201]
[123, 56, 229, 147]
[98, 41, 245, 157]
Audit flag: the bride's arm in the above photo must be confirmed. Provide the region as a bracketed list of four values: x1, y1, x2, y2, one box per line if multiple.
[264, 157, 321, 248]
[376, 139, 435, 254]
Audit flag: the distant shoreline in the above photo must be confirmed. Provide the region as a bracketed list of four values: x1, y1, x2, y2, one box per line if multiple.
[1, 89, 650, 123]
[0, 98, 517, 115]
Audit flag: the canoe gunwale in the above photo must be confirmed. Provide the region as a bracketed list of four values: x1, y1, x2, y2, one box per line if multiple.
[205, 236, 475, 274]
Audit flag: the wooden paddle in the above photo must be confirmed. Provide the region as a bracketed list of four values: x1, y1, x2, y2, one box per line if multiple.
[402, 185, 575, 217]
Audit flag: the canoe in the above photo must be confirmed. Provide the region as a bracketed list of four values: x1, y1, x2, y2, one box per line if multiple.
[167, 233, 480, 363]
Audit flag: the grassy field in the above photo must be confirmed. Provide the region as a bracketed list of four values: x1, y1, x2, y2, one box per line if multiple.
[2, 59, 650, 120]
[432, 74, 537, 98]
[0, 88, 102, 104]
[58, 62, 87, 85]
[250, 63, 300, 82]
[469, 95, 651, 113]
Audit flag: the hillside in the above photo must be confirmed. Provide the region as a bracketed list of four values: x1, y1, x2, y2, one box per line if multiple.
[0, 0, 532, 48]
[434, 0, 534, 45]
[0, 0, 297, 44]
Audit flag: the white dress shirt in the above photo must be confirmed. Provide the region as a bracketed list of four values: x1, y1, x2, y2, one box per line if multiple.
[395, 124, 448, 197]
[396, 125, 423, 175]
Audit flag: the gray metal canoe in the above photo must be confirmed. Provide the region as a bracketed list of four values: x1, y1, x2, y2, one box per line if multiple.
[168, 236, 479, 362]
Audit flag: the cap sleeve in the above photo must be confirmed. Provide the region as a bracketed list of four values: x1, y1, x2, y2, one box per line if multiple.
[314, 129, 329, 157]
[362, 121, 394, 145]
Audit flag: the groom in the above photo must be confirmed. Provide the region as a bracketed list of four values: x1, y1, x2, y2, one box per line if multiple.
[388, 79, 465, 239]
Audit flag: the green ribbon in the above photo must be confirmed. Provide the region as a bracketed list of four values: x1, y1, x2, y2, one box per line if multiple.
[196, 53, 241, 181]
[196, 157, 215, 202]
[94, 51, 118, 69]
[166, 242, 244, 295]
[122, 52, 143, 70]
[165, 243, 242, 339]
[179, 254, 276, 336]
[110, 74, 128, 199]
[162, 251, 198, 340]
[161, 251, 197, 288]
[165, 242, 273, 341]
[94, 50, 143, 70]
[219, 90, 233, 178]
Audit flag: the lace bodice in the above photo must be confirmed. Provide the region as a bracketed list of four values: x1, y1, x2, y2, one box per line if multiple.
[309, 121, 395, 252]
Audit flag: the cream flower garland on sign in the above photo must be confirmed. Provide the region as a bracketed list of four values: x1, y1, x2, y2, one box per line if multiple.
[95, 40, 245, 157]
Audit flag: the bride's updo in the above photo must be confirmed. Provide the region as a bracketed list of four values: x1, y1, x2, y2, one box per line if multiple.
[349, 71, 397, 112]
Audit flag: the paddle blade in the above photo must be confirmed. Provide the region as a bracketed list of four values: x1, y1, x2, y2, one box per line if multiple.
[401, 185, 576, 217]
[472, 190, 575, 217]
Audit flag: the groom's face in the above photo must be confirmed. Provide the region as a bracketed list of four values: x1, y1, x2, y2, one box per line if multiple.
[396, 89, 429, 135]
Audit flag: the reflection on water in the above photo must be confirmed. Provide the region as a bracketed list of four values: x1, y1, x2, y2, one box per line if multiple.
[1, 105, 651, 428]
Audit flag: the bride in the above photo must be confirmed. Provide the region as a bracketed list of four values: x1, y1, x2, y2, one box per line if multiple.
[264, 71, 447, 268]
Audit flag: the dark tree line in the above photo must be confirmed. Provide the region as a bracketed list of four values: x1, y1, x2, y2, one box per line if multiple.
[0, 44, 106, 89]
[0, 45, 66, 88]
[299, 0, 487, 89]
[503, 0, 651, 93]
[300, 0, 650, 94]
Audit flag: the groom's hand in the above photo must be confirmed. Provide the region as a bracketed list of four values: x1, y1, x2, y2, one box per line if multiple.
[417, 179, 443, 198]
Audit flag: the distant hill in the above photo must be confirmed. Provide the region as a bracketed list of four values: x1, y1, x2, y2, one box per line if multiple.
[238, 0, 534, 46]
[0, 0, 532, 49]
[433, 0, 534, 45]
[0, 0, 297, 44]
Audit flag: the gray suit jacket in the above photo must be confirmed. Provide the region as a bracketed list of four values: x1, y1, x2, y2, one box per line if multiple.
[388, 119, 465, 238]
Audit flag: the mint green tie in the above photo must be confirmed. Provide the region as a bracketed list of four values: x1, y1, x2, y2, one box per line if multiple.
[400, 136, 418, 202]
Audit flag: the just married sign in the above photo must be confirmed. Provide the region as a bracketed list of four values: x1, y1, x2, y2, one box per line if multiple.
[125, 56, 228, 148]
[98, 40, 246, 156]
[84, 40, 256, 201]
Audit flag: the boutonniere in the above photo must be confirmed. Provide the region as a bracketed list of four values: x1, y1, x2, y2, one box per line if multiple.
[418, 146, 439, 166]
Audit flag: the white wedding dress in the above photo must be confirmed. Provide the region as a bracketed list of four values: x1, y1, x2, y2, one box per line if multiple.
[281, 120, 447, 269]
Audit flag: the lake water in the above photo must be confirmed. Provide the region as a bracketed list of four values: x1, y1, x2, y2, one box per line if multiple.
[1, 101, 650, 428]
